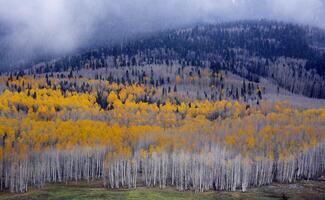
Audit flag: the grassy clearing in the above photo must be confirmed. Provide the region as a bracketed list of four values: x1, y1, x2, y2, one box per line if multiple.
[0, 181, 324, 200]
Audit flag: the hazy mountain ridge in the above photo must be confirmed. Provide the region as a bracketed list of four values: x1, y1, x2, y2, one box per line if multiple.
[12, 20, 325, 98]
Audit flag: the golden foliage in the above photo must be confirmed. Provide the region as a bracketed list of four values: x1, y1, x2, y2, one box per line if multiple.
[0, 76, 324, 162]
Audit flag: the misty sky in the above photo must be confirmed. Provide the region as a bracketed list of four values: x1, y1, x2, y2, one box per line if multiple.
[0, 0, 325, 68]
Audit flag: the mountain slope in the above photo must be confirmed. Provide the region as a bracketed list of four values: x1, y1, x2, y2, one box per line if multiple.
[18, 20, 325, 98]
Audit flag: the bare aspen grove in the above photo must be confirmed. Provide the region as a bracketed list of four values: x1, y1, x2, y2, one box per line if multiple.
[0, 74, 324, 193]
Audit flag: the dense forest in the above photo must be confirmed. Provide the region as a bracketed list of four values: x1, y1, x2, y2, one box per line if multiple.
[0, 74, 324, 193]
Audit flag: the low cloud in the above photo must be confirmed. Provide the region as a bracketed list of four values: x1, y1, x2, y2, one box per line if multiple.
[0, 0, 324, 69]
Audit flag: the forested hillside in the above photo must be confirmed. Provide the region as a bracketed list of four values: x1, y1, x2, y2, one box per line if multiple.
[0, 20, 325, 194]
[0, 74, 324, 193]
[23, 20, 325, 99]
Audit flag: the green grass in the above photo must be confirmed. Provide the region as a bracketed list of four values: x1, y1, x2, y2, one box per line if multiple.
[0, 181, 324, 200]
